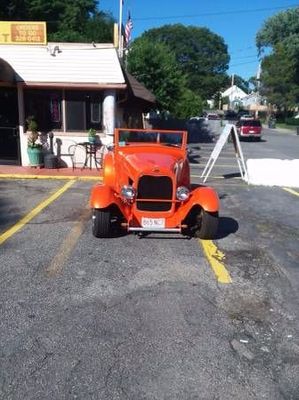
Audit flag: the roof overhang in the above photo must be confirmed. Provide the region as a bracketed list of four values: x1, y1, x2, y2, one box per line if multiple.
[18, 82, 127, 90]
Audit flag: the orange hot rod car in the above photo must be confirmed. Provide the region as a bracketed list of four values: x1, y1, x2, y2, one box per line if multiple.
[90, 129, 219, 238]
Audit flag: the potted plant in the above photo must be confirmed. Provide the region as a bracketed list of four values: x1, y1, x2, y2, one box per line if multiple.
[88, 128, 97, 144]
[27, 116, 44, 167]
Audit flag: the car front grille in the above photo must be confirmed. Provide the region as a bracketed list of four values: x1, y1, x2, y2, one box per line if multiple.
[136, 175, 173, 211]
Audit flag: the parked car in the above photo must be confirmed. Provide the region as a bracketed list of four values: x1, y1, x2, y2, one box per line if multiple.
[236, 119, 262, 140]
[90, 128, 220, 239]
[188, 116, 205, 122]
[206, 113, 220, 120]
[224, 110, 238, 120]
[239, 114, 254, 120]
[237, 110, 251, 119]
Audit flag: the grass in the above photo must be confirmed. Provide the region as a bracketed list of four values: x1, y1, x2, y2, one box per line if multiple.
[275, 123, 299, 131]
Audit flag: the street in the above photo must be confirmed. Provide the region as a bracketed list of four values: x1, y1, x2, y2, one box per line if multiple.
[0, 126, 299, 400]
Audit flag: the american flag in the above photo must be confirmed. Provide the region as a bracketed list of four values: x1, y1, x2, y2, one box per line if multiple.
[125, 12, 133, 45]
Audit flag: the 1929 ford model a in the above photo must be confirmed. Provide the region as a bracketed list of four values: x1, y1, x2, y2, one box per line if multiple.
[90, 129, 219, 239]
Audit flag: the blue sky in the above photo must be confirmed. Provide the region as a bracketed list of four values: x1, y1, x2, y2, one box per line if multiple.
[98, 0, 298, 81]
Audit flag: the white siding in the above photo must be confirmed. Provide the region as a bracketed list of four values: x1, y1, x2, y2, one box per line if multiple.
[0, 43, 125, 84]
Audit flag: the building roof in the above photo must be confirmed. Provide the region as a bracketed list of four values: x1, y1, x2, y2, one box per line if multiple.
[125, 72, 156, 104]
[222, 85, 247, 100]
[0, 43, 126, 88]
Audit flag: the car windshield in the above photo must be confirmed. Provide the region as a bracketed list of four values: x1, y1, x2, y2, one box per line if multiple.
[241, 120, 261, 126]
[118, 130, 184, 147]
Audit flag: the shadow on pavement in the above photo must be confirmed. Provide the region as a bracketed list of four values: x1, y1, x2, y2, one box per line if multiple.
[216, 216, 239, 239]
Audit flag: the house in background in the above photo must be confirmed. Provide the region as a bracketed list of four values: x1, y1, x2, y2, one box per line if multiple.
[221, 85, 247, 109]
[0, 41, 155, 167]
[241, 92, 267, 116]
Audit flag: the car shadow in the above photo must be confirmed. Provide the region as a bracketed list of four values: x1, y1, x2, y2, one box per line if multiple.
[215, 216, 239, 239]
[240, 138, 267, 143]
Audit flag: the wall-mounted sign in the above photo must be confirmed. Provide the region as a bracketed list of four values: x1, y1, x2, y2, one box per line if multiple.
[0, 21, 47, 45]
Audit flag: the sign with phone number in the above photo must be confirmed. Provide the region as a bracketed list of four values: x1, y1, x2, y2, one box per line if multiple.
[0, 21, 47, 45]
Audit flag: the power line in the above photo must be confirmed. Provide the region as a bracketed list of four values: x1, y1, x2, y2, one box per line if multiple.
[134, 4, 298, 21]
[230, 60, 260, 67]
[230, 55, 258, 60]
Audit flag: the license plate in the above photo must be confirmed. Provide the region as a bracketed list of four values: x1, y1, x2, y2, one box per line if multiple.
[249, 130, 255, 133]
[141, 217, 165, 229]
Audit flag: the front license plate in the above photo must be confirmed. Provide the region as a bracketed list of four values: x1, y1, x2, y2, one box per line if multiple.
[249, 130, 255, 133]
[141, 217, 165, 229]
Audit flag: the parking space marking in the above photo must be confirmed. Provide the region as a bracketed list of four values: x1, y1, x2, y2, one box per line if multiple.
[283, 187, 299, 197]
[0, 180, 76, 246]
[191, 174, 242, 180]
[0, 174, 100, 181]
[200, 240, 232, 284]
[46, 205, 91, 277]
[190, 164, 238, 168]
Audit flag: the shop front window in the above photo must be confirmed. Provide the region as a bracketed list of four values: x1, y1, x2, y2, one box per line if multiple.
[25, 89, 103, 132]
[65, 91, 102, 131]
[24, 89, 62, 131]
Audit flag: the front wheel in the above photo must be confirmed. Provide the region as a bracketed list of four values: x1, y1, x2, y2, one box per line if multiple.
[194, 210, 219, 239]
[92, 208, 111, 238]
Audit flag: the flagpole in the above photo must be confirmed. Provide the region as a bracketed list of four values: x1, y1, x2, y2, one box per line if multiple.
[118, 0, 123, 58]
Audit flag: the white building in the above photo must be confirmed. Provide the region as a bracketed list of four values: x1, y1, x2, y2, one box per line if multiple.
[0, 42, 155, 167]
[221, 85, 247, 105]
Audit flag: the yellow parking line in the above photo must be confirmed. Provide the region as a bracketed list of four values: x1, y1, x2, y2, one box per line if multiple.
[0, 174, 100, 181]
[200, 239, 232, 284]
[46, 205, 91, 277]
[283, 187, 299, 197]
[0, 180, 76, 246]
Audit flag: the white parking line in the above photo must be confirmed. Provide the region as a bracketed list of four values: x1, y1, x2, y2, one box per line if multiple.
[283, 187, 299, 197]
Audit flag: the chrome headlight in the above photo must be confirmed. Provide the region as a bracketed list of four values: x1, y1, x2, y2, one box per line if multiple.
[121, 185, 136, 200]
[176, 186, 190, 201]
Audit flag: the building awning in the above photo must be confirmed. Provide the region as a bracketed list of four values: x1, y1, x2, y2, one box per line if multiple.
[123, 71, 157, 111]
[125, 72, 156, 104]
[0, 43, 125, 86]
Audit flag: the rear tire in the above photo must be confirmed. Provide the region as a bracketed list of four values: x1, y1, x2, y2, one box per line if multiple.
[194, 209, 219, 239]
[92, 208, 111, 238]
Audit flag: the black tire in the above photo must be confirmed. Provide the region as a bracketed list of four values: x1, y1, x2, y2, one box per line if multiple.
[92, 208, 111, 238]
[194, 209, 219, 239]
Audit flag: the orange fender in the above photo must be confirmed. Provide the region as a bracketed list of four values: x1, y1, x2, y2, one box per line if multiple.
[189, 186, 219, 212]
[90, 184, 117, 209]
[103, 153, 115, 187]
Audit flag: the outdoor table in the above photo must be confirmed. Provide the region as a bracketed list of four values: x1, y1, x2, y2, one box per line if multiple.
[77, 142, 102, 170]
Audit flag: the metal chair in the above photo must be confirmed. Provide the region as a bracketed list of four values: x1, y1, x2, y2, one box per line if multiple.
[68, 143, 87, 170]
[95, 144, 110, 169]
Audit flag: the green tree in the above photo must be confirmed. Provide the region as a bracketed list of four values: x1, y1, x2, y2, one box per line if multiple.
[0, 0, 114, 43]
[140, 24, 230, 99]
[256, 7, 299, 52]
[256, 7, 299, 109]
[174, 89, 203, 119]
[260, 44, 299, 108]
[233, 75, 249, 94]
[127, 37, 186, 115]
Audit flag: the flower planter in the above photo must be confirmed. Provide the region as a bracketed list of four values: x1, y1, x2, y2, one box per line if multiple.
[27, 147, 44, 167]
[88, 136, 96, 144]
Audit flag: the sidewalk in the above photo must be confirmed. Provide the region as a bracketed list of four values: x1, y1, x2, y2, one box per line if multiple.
[0, 165, 102, 180]
[263, 124, 298, 135]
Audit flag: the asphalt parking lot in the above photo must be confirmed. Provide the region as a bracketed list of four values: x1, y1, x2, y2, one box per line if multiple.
[0, 128, 299, 399]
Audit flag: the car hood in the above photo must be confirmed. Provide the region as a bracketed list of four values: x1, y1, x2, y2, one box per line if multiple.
[118, 148, 183, 175]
